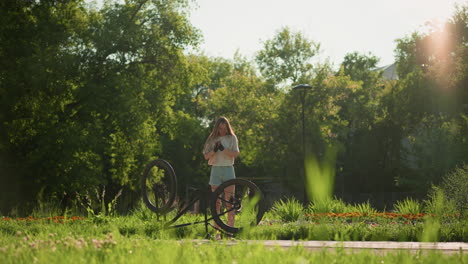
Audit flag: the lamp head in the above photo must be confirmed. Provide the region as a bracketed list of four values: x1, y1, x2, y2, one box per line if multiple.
[292, 84, 312, 91]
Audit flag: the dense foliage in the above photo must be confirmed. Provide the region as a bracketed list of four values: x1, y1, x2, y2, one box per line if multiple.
[0, 1, 466, 214]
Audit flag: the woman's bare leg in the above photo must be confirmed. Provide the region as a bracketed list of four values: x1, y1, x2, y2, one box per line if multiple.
[224, 185, 235, 227]
[212, 184, 236, 237]
[210, 185, 221, 230]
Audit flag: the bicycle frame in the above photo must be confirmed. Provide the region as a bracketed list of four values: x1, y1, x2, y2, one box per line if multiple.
[163, 186, 236, 237]
[141, 159, 263, 237]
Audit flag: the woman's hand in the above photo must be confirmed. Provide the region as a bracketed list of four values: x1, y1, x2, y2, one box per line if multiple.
[204, 151, 215, 160]
[214, 142, 224, 152]
[223, 149, 239, 158]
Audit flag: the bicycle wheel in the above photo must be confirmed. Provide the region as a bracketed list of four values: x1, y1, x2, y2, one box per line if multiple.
[210, 179, 264, 234]
[141, 159, 177, 214]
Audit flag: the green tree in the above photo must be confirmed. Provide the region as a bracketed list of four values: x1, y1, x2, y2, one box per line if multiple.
[390, 4, 468, 191]
[0, 0, 91, 211]
[334, 52, 397, 193]
[0, 0, 200, 212]
[256, 27, 320, 86]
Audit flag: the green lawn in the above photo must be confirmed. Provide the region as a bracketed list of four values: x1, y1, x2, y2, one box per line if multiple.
[0, 212, 466, 263]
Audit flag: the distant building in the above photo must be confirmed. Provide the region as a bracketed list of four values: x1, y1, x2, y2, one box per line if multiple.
[375, 63, 398, 80]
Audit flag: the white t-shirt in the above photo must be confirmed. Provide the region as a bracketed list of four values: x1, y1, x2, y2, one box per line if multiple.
[203, 135, 239, 166]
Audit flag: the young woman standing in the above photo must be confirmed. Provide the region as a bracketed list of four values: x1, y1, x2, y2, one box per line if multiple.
[202, 117, 239, 238]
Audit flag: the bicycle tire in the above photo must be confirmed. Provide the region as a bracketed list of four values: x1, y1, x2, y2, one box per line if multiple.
[210, 179, 265, 234]
[141, 159, 177, 214]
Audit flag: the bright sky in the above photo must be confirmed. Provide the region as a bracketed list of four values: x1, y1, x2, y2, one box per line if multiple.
[189, 0, 466, 67]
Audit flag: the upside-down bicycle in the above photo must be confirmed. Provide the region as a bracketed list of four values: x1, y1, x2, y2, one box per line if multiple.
[141, 159, 265, 236]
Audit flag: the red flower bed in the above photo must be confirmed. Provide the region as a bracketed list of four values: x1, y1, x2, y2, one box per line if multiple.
[304, 212, 460, 220]
[1, 216, 85, 223]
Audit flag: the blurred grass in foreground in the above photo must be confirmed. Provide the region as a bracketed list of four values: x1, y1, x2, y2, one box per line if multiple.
[304, 147, 337, 211]
[0, 232, 465, 264]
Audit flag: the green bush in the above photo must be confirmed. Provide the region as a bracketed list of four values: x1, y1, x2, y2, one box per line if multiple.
[424, 186, 457, 216]
[271, 197, 304, 222]
[440, 164, 468, 215]
[307, 198, 350, 213]
[394, 198, 422, 214]
[350, 201, 377, 215]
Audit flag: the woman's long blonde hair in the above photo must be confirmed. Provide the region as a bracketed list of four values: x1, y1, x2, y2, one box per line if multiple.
[205, 116, 235, 143]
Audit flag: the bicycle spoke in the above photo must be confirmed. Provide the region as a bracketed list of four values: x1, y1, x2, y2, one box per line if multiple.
[211, 179, 264, 234]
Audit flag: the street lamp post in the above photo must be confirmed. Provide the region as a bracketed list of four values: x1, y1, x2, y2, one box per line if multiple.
[293, 84, 312, 203]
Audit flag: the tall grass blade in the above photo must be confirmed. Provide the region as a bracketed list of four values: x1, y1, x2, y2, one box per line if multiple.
[304, 147, 337, 204]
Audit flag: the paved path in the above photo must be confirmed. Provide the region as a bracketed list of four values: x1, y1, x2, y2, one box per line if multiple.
[193, 240, 467, 254]
[258, 240, 467, 254]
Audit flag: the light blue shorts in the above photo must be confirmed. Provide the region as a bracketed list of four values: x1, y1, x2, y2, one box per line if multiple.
[209, 166, 236, 186]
